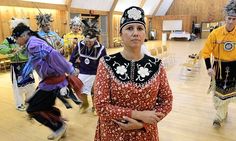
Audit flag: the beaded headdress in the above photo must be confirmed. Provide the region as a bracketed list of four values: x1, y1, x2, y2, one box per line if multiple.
[120, 6, 146, 32]
[224, 0, 236, 17]
[70, 16, 82, 29]
[35, 13, 53, 27]
[10, 18, 29, 29]
[81, 16, 100, 39]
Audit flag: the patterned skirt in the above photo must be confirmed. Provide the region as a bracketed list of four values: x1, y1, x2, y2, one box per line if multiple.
[213, 60, 236, 100]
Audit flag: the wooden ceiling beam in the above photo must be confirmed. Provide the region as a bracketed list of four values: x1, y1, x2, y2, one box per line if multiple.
[152, 0, 163, 16]
[113, 11, 123, 15]
[70, 8, 109, 15]
[65, 0, 72, 34]
[65, 0, 72, 11]
[110, 0, 118, 12]
[140, 0, 147, 8]
[108, 0, 118, 48]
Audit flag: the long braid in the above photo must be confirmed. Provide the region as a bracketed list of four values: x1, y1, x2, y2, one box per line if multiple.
[28, 30, 54, 48]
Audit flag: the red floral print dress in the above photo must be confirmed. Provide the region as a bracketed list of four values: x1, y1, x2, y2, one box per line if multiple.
[94, 53, 173, 141]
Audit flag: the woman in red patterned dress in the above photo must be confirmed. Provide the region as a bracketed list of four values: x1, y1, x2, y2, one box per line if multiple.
[94, 6, 173, 141]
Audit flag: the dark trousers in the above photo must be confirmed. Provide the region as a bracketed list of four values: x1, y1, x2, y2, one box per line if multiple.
[27, 88, 63, 131]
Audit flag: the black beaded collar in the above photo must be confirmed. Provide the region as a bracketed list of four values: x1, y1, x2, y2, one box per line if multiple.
[103, 52, 161, 84]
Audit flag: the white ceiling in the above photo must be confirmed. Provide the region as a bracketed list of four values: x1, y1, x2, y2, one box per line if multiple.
[71, 0, 114, 11]
[143, 0, 161, 15]
[22, 0, 174, 16]
[114, 0, 142, 12]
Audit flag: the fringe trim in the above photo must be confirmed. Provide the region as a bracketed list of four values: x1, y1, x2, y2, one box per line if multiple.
[207, 78, 216, 94]
[212, 95, 236, 121]
[213, 95, 236, 105]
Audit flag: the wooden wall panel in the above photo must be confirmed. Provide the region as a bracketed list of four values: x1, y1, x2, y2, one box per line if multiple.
[113, 14, 121, 39]
[0, 6, 67, 42]
[152, 15, 196, 40]
[0, 12, 4, 41]
[167, 0, 228, 23]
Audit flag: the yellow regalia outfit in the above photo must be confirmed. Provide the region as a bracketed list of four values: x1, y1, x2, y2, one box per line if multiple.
[201, 25, 236, 124]
[63, 32, 84, 57]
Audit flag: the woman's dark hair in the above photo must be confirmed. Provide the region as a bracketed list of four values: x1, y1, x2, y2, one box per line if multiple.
[12, 23, 30, 38]
[29, 30, 55, 48]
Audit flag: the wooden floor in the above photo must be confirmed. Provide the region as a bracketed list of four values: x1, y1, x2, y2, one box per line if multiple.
[0, 39, 236, 141]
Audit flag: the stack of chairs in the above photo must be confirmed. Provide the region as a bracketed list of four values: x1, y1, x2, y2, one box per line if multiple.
[113, 37, 123, 48]
[149, 44, 175, 69]
[179, 53, 201, 80]
[4, 59, 11, 70]
[0, 60, 10, 72]
[0, 55, 10, 72]
[161, 44, 175, 68]
[0, 61, 6, 72]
